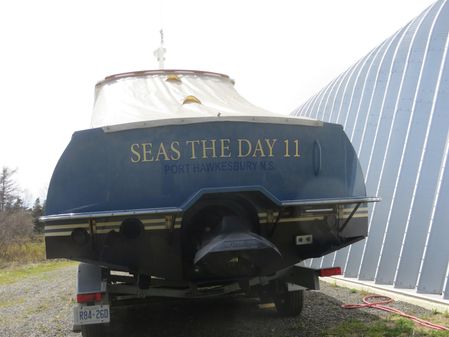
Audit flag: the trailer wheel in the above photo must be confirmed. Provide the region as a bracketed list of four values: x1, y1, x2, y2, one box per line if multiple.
[274, 289, 304, 317]
[81, 324, 110, 337]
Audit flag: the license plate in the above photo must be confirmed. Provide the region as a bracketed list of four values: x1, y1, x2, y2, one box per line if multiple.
[74, 304, 110, 325]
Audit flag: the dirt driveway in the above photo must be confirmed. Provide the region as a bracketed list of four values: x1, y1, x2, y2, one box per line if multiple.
[0, 263, 433, 337]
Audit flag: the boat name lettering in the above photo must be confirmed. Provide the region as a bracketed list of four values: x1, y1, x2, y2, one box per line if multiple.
[130, 138, 300, 163]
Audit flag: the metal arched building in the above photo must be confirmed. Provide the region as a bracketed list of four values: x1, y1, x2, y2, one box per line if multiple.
[292, 0, 449, 300]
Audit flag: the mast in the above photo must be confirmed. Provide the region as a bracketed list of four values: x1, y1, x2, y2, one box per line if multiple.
[153, 29, 166, 69]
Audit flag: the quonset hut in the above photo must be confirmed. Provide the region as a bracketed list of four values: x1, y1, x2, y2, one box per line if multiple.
[292, 0, 449, 301]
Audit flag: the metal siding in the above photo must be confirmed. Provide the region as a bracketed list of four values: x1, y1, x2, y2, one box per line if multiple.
[334, 56, 372, 125]
[309, 87, 327, 118]
[339, 57, 372, 130]
[309, 96, 320, 118]
[343, 51, 379, 141]
[333, 46, 388, 273]
[327, 79, 346, 122]
[301, 94, 317, 116]
[329, 65, 358, 123]
[321, 73, 346, 122]
[394, 2, 449, 288]
[321, 254, 336, 269]
[417, 43, 449, 293]
[345, 36, 397, 277]
[292, 0, 449, 299]
[316, 78, 336, 121]
[445, 275, 449, 299]
[301, 93, 316, 118]
[303, 95, 318, 117]
[303, 258, 314, 268]
[350, 41, 390, 154]
[376, 1, 445, 285]
[358, 24, 418, 281]
[373, 7, 433, 284]
[310, 258, 322, 269]
[397, 21, 449, 289]
[303, 96, 316, 116]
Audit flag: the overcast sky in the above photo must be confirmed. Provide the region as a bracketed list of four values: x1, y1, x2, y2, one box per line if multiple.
[0, 0, 436, 204]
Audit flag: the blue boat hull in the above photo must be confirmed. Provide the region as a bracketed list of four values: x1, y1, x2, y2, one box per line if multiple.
[43, 120, 372, 281]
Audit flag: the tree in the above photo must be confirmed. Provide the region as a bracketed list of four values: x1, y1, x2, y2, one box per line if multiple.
[12, 197, 25, 210]
[31, 198, 45, 233]
[0, 167, 18, 212]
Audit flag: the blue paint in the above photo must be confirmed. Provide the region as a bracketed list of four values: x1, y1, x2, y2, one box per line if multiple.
[46, 121, 366, 216]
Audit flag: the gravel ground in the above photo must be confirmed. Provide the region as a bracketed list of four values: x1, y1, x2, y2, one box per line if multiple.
[0, 264, 436, 337]
[0, 264, 77, 337]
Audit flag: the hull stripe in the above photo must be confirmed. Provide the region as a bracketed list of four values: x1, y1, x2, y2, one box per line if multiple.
[44, 224, 89, 230]
[44, 231, 73, 237]
[45, 223, 183, 236]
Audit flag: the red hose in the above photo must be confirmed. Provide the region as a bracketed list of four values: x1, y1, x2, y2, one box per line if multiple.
[342, 295, 449, 331]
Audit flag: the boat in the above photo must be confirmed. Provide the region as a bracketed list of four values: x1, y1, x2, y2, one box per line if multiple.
[41, 69, 378, 336]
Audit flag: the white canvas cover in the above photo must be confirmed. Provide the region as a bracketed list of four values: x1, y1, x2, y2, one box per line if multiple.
[92, 70, 316, 129]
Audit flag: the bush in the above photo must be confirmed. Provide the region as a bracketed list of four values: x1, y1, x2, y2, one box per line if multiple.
[0, 210, 39, 263]
[0, 239, 45, 266]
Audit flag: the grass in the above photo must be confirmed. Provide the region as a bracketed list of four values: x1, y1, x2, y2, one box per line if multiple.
[323, 317, 449, 337]
[330, 280, 339, 288]
[0, 237, 76, 285]
[421, 312, 449, 334]
[0, 237, 46, 266]
[324, 279, 449, 336]
[0, 296, 25, 308]
[359, 289, 371, 297]
[0, 260, 77, 285]
[0, 237, 75, 285]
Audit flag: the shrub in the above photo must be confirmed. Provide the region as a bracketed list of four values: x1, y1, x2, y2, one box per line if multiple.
[0, 210, 37, 262]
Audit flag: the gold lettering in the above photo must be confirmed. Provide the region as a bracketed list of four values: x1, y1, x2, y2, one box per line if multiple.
[155, 142, 170, 161]
[201, 139, 217, 159]
[132, 138, 297, 163]
[130, 144, 141, 163]
[170, 141, 181, 160]
[265, 139, 277, 157]
[294, 139, 300, 157]
[238, 139, 252, 157]
[284, 139, 290, 158]
[186, 140, 200, 159]
[252, 139, 266, 157]
[220, 139, 231, 158]
[142, 143, 154, 162]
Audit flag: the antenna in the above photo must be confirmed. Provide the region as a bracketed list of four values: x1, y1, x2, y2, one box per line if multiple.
[153, 29, 166, 69]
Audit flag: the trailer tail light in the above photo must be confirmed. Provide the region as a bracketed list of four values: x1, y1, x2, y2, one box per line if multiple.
[319, 267, 342, 277]
[76, 292, 103, 303]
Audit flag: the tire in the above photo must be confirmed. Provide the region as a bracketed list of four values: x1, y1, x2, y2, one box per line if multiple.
[81, 324, 110, 337]
[274, 289, 304, 317]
